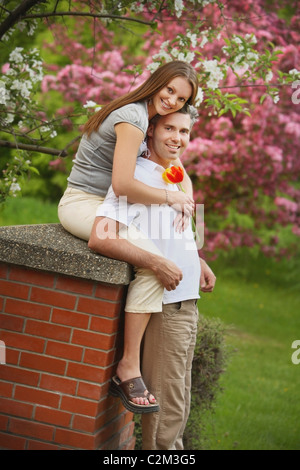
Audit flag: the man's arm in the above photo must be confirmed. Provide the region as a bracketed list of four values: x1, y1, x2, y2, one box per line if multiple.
[88, 217, 183, 291]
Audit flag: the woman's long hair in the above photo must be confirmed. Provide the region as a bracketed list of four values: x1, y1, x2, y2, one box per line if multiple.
[83, 61, 199, 136]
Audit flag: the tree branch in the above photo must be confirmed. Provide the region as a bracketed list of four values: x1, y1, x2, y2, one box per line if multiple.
[0, 139, 68, 157]
[0, 0, 43, 40]
[21, 11, 155, 27]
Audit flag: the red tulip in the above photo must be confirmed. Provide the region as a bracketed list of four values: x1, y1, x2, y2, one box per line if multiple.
[162, 166, 184, 184]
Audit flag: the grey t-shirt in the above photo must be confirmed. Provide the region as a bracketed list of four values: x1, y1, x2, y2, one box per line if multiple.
[68, 101, 149, 196]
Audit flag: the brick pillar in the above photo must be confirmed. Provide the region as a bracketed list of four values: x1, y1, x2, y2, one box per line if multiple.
[0, 224, 134, 450]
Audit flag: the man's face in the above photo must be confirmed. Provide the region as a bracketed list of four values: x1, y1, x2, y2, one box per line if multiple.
[147, 113, 191, 168]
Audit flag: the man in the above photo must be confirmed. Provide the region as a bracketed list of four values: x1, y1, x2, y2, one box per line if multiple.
[89, 105, 216, 446]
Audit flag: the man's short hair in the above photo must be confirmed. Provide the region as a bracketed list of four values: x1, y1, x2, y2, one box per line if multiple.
[150, 104, 198, 130]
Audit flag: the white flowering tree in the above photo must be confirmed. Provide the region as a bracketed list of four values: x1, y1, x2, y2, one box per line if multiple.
[0, 0, 299, 205]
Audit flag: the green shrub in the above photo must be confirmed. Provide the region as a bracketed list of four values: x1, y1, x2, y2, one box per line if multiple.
[183, 314, 230, 450]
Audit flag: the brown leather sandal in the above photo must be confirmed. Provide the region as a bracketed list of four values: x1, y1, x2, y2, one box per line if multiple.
[109, 375, 159, 414]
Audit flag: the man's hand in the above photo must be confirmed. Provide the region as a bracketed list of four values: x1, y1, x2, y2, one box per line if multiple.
[151, 258, 183, 291]
[200, 258, 216, 292]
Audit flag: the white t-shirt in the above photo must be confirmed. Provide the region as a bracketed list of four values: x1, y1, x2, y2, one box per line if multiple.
[96, 157, 201, 304]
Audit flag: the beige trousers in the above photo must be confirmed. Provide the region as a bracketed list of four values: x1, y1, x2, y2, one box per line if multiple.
[58, 187, 164, 313]
[141, 299, 199, 450]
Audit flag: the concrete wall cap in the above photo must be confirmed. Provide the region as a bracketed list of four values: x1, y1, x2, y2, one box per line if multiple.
[0, 223, 131, 285]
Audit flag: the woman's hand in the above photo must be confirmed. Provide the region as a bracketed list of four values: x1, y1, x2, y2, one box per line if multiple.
[167, 190, 195, 217]
[173, 212, 190, 233]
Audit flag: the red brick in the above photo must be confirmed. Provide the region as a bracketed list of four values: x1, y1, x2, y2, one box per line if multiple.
[72, 329, 116, 350]
[0, 397, 33, 418]
[0, 312, 24, 332]
[40, 373, 77, 395]
[5, 347, 19, 365]
[30, 286, 76, 309]
[77, 382, 102, 400]
[20, 351, 67, 375]
[0, 331, 44, 353]
[51, 308, 89, 329]
[72, 414, 96, 432]
[119, 421, 135, 447]
[25, 319, 71, 342]
[0, 365, 39, 387]
[35, 405, 72, 427]
[0, 280, 29, 300]
[120, 434, 136, 450]
[0, 381, 13, 398]
[0, 431, 26, 449]
[0, 296, 3, 310]
[9, 417, 54, 441]
[27, 440, 60, 450]
[5, 298, 51, 320]
[60, 395, 98, 416]
[45, 340, 83, 362]
[54, 427, 95, 449]
[0, 263, 8, 279]
[14, 385, 60, 408]
[56, 276, 94, 296]
[95, 284, 124, 301]
[9, 266, 55, 288]
[67, 362, 105, 383]
[95, 414, 124, 448]
[90, 316, 120, 334]
[77, 297, 121, 318]
[0, 414, 9, 431]
[83, 348, 115, 367]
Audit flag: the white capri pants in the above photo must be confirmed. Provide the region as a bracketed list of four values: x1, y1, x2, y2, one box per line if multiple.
[58, 187, 164, 313]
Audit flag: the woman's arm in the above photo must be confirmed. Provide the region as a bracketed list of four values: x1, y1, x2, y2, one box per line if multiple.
[112, 123, 194, 214]
[173, 157, 193, 198]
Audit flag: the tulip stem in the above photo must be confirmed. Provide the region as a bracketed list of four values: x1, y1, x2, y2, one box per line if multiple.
[178, 183, 201, 243]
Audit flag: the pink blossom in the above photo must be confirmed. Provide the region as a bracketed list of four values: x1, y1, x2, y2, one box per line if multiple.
[275, 197, 298, 213]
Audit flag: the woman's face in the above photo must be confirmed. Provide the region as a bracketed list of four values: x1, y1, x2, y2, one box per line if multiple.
[150, 77, 193, 117]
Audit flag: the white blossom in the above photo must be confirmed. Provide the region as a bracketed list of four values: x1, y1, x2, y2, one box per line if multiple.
[0, 81, 10, 105]
[174, 0, 184, 18]
[83, 100, 98, 108]
[265, 70, 273, 83]
[147, 62, 160, 73]
[289, 69, 300, 77]
[9, 47, 24, 63]
[195, 87, 204, 106]
[245, 33, 257, 44]
[200, 36, 208, 48]
[40, 126, 51, 133]
[186, 31, 198, 48]
[10, 182, 21, 195]
[11, 79, 32, 99]
[203, 59, 219, 73]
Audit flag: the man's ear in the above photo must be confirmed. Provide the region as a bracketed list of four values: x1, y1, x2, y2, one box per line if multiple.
[147, 123, 154, 137]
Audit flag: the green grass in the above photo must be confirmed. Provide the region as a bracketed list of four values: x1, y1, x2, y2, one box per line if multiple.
[198, 250, 300, 450]
[0, 196, 59, 226]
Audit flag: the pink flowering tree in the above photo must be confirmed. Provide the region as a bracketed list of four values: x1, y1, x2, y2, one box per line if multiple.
[0, 0, 299, 256]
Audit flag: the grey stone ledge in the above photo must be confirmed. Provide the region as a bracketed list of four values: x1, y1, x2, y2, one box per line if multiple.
[0, 223, 132, 285]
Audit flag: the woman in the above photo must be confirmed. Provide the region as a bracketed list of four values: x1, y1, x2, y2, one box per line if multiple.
[58, 61, 199, 412]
